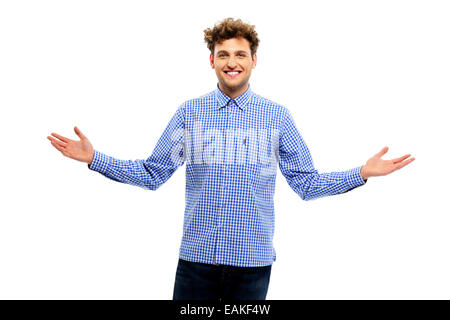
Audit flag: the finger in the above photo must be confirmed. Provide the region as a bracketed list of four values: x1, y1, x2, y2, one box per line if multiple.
[375, 146, 389, 158]
[74, 126, 87, 140]
[392, 154, 411, 164]
[394, 157, 415, 170]
[48, 136, 67, 148]
[51, 132, 70, 143]
[50, 140, 66, 153]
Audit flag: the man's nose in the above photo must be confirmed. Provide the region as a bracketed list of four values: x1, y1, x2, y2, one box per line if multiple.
[227, 56, 237, 68]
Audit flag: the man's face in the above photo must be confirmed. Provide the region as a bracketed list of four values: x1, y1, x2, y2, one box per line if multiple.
[210, 37, 257, 97]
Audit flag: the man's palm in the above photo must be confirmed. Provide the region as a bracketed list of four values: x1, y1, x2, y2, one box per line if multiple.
[47, 126, 94, 163]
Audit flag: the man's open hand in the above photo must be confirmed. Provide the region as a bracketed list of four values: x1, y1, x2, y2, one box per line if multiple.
[47, 126, 94, 164]
[360, 146, 415, 180]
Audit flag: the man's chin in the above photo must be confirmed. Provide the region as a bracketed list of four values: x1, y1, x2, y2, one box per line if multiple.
[220, 79, 246, 91]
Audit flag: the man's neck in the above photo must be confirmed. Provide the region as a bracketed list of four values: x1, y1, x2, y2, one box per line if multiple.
[218, 83, 249, 99]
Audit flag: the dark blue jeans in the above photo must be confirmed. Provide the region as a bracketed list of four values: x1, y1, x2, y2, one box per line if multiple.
[173, 259, 272, 300]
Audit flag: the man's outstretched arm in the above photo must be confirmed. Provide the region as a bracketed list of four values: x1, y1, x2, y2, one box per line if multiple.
[278, 108, 415, 201]
[47, 104, 186, 190]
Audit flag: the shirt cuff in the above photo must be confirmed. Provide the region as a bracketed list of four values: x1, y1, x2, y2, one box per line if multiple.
[345, 166, 367, 190]
[87, 150, 111, 174]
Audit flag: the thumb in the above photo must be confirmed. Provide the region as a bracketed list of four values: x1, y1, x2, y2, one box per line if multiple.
[375, 146, 389, 158]
[74, 126, 87, 140]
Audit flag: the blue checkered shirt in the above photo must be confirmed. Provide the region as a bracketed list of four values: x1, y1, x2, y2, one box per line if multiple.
[88, 84, 366, 267]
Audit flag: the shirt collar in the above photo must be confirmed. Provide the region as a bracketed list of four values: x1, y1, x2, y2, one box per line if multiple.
[214, 83, 253, 110]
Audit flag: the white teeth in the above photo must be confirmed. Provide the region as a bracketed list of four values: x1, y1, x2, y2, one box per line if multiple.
[227, 72, 239, 75]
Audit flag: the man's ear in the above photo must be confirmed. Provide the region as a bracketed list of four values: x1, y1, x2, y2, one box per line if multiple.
[252, 53, 257, 68]
[210, 53, 214, 69]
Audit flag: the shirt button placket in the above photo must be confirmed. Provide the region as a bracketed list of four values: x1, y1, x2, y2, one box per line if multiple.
[221, 100, 233, 212]
[220, 100, 233, 212]
[215, 100, 233, 265]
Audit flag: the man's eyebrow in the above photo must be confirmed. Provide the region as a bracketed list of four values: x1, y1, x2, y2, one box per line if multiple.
[216, 50, 249, 55]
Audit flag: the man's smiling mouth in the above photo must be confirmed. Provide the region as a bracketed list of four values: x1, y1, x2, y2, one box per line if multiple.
[224, 70, 242, 78]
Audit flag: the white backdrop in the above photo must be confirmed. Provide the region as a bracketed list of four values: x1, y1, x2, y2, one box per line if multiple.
[1, 0, 449, 299]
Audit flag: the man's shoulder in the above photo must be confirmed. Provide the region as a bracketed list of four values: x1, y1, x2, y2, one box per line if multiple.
[251, 92, 282, 107]
[181, 90, 216, 107]
[250, 92, 289, 114]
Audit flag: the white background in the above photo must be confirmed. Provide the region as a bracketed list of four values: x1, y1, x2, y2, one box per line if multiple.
[1, 0, 449, 299]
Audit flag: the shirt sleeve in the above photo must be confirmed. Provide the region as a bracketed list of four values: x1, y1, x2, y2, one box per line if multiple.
[87, 104, 186, 190]
[278, 108, 366, 201]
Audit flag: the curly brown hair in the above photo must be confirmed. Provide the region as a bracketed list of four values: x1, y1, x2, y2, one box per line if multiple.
[204, 18, 259, 57]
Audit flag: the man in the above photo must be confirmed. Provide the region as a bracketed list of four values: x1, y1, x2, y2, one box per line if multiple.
[47, 18, 415, 300]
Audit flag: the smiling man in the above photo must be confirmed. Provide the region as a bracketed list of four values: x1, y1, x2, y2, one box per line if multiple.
[211, 36, 257, 99]
[47, 18, 415, 300]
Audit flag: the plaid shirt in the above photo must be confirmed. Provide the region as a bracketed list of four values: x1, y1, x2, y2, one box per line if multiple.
[88, 84, 366, 267]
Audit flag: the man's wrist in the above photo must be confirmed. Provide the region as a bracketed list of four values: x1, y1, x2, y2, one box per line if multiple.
[87, 150, 95, 165]
[360, 165, 369, 180]
[87, 150, 96, 169]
